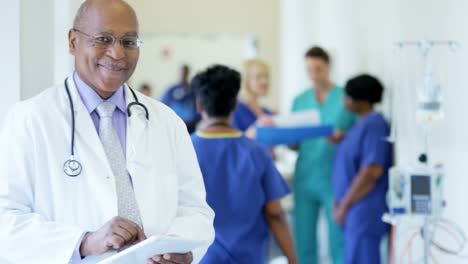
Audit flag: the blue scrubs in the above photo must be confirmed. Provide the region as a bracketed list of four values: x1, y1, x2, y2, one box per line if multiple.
[232, 101, 272, 131]
[191, 131, 290, 264]
[333, 113, 392, 264]
[161, 83, 200, 132]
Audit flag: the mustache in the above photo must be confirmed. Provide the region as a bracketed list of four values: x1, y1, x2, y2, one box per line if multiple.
[97, 61, 129, 71]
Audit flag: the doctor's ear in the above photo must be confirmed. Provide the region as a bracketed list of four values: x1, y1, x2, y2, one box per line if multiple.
[68, 29, 77, 55]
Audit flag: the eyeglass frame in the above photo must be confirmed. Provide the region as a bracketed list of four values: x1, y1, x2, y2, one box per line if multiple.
[72, 28, 143, 51]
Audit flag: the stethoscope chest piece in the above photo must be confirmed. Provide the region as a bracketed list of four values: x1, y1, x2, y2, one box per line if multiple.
[64, 158, 82, 177]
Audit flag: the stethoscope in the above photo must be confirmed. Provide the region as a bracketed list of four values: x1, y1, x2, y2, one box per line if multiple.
[63, 78, 150, 177]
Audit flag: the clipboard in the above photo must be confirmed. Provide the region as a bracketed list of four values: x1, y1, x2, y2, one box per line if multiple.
[97, 235, 203, 264]
[256, 125, 334, 146]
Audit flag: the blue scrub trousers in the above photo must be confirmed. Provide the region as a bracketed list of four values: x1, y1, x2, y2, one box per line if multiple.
[344, 231, 383, 264]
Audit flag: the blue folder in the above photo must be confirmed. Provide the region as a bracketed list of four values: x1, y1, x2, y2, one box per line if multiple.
[256, 125, 334, 146]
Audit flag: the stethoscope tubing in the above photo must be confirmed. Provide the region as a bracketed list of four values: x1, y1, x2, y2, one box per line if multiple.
[63, 77, 149, 177]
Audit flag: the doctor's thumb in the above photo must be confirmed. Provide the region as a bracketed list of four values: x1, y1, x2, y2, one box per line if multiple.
[137, 228, 147, 242]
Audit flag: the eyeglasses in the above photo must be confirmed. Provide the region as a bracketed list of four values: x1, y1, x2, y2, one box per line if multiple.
[73, 28, 142, 51]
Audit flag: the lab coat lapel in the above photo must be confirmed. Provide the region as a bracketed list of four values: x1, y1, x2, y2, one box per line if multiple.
[125, 85, 149, 169]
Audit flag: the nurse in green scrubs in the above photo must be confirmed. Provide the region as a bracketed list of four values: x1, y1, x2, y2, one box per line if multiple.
[292, 47, 356, 264]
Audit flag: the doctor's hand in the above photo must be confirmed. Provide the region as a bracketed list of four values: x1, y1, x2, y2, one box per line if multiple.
[79, 216, 146, 256]
[147, 252, 193, 264]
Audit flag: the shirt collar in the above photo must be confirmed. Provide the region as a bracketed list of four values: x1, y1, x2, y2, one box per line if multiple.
[73, 71, 127, 114]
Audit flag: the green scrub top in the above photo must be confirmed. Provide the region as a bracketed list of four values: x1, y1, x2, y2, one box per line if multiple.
[292, 86, 356, 193]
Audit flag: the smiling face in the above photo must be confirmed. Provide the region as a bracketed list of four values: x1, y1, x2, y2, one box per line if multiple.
[69, 0, 139, 98]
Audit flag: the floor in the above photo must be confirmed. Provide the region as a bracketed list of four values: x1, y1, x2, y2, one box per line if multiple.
[267, 209, 389, 264]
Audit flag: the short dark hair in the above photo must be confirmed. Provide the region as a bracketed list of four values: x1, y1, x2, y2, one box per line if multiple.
[345, 74, 384, 104]
[305, 46, 330, 63]
[191, 65, 241, 117]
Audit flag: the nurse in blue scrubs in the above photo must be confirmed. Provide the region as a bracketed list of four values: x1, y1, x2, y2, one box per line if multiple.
[162, 64, 200, 133]
[332, 74, 393, 264]
[191, 65, 298, 264]
[232, 59, 274, 138]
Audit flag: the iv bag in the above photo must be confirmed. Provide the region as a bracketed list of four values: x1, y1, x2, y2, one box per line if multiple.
[417, 64, 444, 122]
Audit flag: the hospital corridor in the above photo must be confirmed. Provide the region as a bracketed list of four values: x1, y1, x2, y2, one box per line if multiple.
[1, 0, 468, 263]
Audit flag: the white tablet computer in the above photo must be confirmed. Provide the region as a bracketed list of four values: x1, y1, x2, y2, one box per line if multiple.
[98, 235, 203, 264]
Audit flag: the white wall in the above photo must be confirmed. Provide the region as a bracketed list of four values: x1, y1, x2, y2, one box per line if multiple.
[54, 0, 77, 84]
[0, 1, 21, 125]
[20, 0, 55, 99]
[0, 0, 80, 125]
[130, 33, 257, 99]
[279, 0, 310, 113]
[280, 0, 468, 262]
[130, 0, 281, 108]
[18, 0, 77, 101]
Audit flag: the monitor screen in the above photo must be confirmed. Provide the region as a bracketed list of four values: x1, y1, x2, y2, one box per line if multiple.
[411, 175, 431, 214]
[411, 175, 431, 195]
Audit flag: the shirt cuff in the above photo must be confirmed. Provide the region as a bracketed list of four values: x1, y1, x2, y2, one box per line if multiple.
[70, 232, 88, 264]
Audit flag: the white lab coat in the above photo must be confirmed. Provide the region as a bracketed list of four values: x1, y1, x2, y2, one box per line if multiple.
[0, 75, 215, 264]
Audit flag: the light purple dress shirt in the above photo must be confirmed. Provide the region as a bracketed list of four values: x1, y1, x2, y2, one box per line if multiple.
[73, 72, 127, 154]
[70, 72, 128, 263]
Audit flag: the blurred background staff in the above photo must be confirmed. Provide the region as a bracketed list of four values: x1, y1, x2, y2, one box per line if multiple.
[332, 74, 392, 264]
[139, 83, 152, 97]
[191, 65, 298, 264]
[162, 64, 200, 133]
[291, 46, 356, 264]
[232, 59, 274, 139]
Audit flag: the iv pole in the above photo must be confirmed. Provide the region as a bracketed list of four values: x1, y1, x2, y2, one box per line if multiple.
[395, 39, 457, 264]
